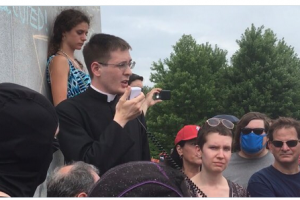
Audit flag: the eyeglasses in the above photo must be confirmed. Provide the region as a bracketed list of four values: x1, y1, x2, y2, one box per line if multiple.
[241, 128, 265, 135]
[206, 118, 234, 130]
[271, 140, 300, 148]
[97, 61, 135, 70]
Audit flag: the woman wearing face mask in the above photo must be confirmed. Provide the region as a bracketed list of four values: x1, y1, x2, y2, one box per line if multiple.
[46, 8, 91, 106]
[191, 118, 249, 197]
[223, 112, 274, 188]
[165, 125, 202, 179]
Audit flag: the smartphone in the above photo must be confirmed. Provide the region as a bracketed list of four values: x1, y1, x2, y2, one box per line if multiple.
[153, 90, 171, 100]
[128, 87, 142, 100]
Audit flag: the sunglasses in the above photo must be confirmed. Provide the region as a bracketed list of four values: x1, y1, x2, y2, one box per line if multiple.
[241, 128, 265, 135]
[271, 140, 300, 148]
[206, 118, 234, 130]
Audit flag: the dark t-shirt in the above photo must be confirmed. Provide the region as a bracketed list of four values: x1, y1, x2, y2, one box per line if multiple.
[248, 165, 300, 197]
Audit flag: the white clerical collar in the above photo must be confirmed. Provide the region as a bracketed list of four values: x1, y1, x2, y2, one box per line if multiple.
[90, 84, 116, 102]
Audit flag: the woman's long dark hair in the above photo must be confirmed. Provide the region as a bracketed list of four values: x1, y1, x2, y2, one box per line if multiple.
[48, 8, 90, 57]
[165, 140, 186, 169]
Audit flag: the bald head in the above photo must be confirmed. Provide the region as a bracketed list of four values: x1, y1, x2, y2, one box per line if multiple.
[58, 165, 73, 175]
[47, 161, 100, 197]
[59, 164, 99, 183]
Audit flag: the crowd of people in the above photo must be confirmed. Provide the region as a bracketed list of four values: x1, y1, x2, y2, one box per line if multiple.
[1, 8, 300, 197]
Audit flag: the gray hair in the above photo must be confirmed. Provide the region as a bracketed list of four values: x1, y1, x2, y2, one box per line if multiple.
[47, 161, 99, 197]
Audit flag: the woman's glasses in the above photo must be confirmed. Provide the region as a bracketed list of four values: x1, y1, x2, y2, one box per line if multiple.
[271, 140, 300, 148]
[206, 118, 234, 130]
[241, 128, 265, 135]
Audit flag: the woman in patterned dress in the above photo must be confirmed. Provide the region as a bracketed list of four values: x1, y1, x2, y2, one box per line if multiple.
[46, 8, 91, 106]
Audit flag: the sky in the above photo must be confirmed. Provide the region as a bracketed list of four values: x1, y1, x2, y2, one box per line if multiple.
[101, 5, 300, 87]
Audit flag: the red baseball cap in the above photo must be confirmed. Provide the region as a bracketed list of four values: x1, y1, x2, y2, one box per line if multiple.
[174, 125, 201, 145]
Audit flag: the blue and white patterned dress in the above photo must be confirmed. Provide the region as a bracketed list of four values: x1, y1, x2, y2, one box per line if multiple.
[46, 55, 91, 99]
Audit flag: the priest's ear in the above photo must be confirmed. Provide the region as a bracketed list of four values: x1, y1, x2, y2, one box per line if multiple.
[91, 62, 102, 77]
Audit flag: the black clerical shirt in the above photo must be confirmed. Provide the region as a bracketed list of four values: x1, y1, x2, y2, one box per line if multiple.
[56, 87, 150, 175]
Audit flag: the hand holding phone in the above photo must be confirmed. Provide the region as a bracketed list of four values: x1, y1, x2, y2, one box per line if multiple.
[128, 87, 142, 100]
[153, 90, 171, 100]
[114, 87, 145, 127]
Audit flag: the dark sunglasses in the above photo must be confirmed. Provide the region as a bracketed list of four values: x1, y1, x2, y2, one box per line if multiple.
[241, 128, 265, 135]
[271, 140, 300, 148]
[206, 118, 234, 130]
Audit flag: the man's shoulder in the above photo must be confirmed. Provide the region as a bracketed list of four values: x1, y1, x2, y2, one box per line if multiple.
[254, 165, 271, 174]
[249, 165, 273, 182]
[56, 92, 89, 111]
[230, 150, 274, 162]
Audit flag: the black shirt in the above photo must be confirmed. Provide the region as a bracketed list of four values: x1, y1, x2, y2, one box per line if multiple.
[56, 87, 150, 175]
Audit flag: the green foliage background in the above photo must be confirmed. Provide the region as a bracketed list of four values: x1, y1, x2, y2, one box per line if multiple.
[144, 24, 300, 158]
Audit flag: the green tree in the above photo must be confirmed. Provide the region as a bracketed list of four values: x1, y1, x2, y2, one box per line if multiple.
[142, 85, 152, 94]
[223, 24, 300, 119]
[142, 85, 161, 159]
[146, 34, 228, 154]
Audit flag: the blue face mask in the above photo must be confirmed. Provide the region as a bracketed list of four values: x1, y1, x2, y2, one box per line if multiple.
[240, 132, 266, 154]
